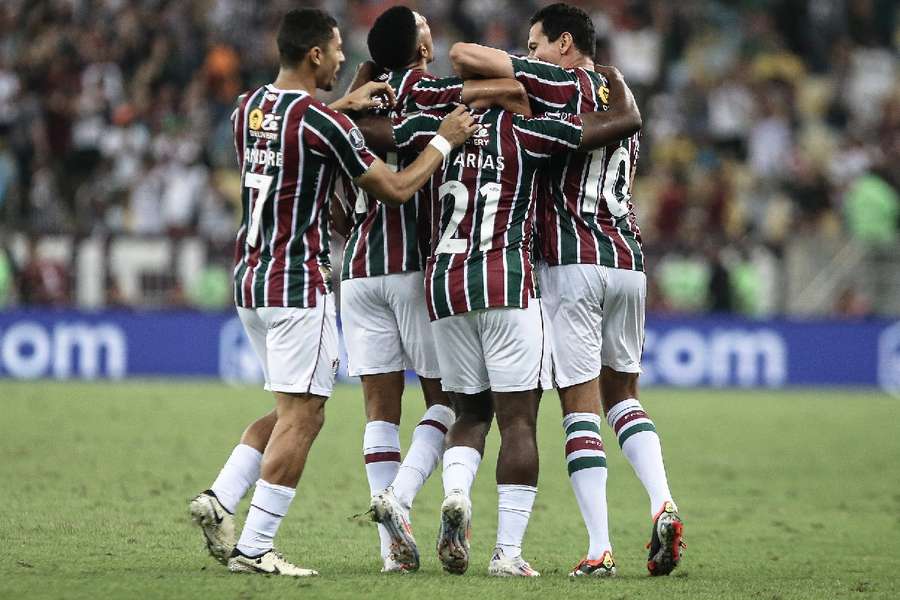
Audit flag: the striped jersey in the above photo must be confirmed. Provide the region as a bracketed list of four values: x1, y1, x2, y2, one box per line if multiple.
[511, 56, 644, 270]
[232, 84, 376, 308]
[394, 108, 584, 320]
[340, 69, 464, 280]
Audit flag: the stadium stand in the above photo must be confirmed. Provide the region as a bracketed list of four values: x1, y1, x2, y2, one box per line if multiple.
[0, 0, 896, 315]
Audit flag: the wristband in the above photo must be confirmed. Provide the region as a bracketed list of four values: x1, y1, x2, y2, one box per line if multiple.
[428, 135, 452, 160]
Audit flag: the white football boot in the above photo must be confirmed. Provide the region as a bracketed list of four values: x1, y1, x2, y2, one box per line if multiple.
[381, 556, 413, 573]
[370, 488, 419, 571]
[189, 490, 235, 564]
[228, 549, 318, 577]
[488, 547, 540, 577]
[436, 490, 472, 574]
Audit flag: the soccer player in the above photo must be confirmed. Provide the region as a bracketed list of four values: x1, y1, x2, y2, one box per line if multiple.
[334, 7, 530, 573]
[188, 8, 477, 577]
[383, 82, 640, 576]
[450, 2, 685, 577]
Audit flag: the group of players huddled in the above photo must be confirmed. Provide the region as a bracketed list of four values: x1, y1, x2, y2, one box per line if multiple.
[189, 3, 685, 579]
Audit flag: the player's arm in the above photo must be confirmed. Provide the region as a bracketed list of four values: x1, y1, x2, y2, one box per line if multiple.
[577, 66, 641, 152]
[329, 80, 397, 114]
[464, 79, 532, 116]
[356, 79, 532, 154]
[355, 106, 476, 207]
[356, 115, 396, 155]
[343, 60, 382, 95]
[449, 43, 515, 79]
[408, 75, 527, 114]
[330, 191, 352, 239]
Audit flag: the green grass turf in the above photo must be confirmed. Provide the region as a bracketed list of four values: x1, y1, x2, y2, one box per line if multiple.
[1, 381, 899, 599]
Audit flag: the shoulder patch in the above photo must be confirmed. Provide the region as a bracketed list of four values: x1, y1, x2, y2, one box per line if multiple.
[349, 127, 366, 150]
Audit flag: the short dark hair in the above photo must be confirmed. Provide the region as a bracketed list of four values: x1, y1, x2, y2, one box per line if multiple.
[530, 3, 596, 56]
[368, 6, 418, 70]
[277, 8, 338, 67]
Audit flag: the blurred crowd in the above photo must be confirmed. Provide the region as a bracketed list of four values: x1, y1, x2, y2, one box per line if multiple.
[0, 0, 897, 314]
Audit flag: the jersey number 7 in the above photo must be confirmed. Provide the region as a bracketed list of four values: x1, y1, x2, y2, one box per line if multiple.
[244, 173, 274, 247]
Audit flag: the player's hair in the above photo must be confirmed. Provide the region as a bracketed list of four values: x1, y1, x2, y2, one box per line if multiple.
[368, 5, 419, 70]
[529, 2, 596, 56]
[277, 8, 338, 67]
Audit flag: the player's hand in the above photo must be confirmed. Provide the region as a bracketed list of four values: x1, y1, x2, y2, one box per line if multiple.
[354, 60, 384, 84]
[437, 106, 478, 148]
[594, 65, 623, 108]
[595, 65, 626, 86]
[338, 81, 397, 112]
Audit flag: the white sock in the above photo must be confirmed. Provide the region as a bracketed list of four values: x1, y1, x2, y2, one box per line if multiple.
[236, 479, 295, 556]
[210, 444, 262, 514]
[495, 484, 537, 559]
[392, 404, 455, 508]
[363, 421, 401, 559]
[442, 445, 482, 497]
[563, 412, 612, 559]
[607, 398, 675, 516]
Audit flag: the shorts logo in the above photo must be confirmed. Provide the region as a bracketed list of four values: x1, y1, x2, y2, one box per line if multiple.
[332, 358, 340, 376]
[349, 127, 366, 150]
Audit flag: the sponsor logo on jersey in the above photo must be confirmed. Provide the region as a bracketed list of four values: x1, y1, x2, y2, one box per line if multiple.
[470, 123, 492, 147]
[249, 110, 282, 140]
[349, 127, 366, 150]
[248, 108, 264, 131]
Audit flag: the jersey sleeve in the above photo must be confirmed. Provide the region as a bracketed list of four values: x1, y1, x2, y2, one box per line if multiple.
[406, 76, 464, 112]
[513, 112, 584, 159]
[393, 111, 443, 154]
[305, 104, 377, 179]
[509, 56, 580, 110]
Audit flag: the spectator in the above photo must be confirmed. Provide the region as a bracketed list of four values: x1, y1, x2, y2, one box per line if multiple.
[843, 173, 899, 246]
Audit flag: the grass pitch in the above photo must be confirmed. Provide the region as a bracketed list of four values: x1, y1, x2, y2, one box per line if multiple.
[1, 381, 898, 599]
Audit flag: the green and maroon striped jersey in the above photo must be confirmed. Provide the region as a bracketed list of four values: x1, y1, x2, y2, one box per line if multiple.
[232, 84, 376, 308]
[340, 69, 463, 280]
[394, 108, 584, 320]
[510, 56, 644, 271]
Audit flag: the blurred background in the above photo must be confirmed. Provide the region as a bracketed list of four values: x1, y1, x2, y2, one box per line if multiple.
[0, 0, 897, 390]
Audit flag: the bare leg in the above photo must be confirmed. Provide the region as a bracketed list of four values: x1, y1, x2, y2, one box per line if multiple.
[492, 389, 541, 564]
[259, 391, 326, 486]
[240, 410, 277, 453]
[445, 391, 493, 453]
[420, 376, 453, 409]
[494, 390, 540, 486]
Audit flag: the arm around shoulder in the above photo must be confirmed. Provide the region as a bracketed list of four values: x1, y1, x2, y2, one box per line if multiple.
[578, 68, 642, 152]
[449, 42, 515, 79]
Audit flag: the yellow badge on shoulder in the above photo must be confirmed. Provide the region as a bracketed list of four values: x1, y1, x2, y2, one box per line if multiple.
[248, 108, 264, 131]
[597, 85, 610, 106]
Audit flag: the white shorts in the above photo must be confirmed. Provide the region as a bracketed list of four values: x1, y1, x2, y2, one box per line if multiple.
[430, 300, 552, 394]
[541, 263, 646, 387]
[340, 272, 441, 378]
[237, 292, 338, 397]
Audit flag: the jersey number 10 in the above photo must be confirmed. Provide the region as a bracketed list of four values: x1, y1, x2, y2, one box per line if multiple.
[582, 146, 631, 218]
